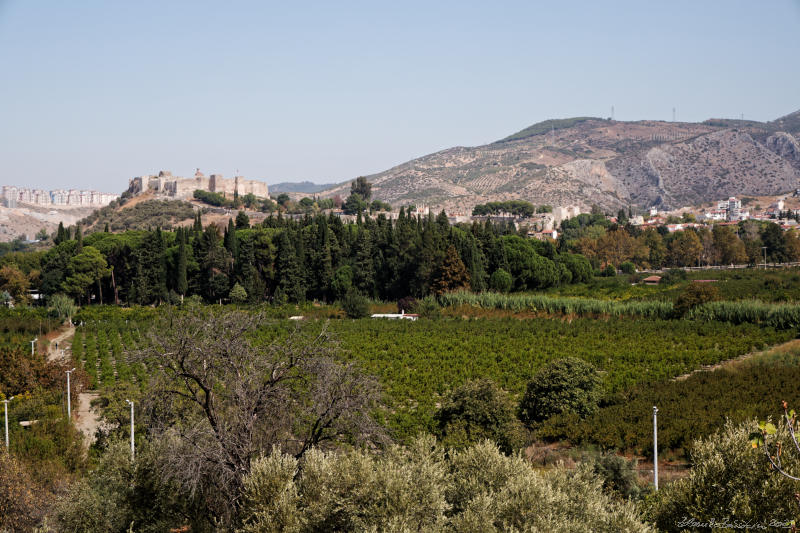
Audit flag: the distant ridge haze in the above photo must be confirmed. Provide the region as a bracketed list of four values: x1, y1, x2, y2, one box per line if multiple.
[317, 109, 800, 212]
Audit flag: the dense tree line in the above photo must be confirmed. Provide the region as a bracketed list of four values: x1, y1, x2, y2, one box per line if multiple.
[472, 200, 551, 217]
[24, 209, 593, 305]
[561, 215, 800, 269]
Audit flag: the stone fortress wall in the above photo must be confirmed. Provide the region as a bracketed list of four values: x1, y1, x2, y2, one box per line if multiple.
[128, 169, 269, 200]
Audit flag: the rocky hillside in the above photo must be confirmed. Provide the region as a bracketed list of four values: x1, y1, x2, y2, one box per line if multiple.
[321, 110, 800, 212]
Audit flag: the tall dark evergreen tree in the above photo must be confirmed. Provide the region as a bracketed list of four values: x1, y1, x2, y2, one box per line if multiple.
[55, 222, 66, 245]
[235, 210, 250, 229]
[224, 218, 239, 260]
[275, 230, 305, 302]
[353, 229, 376, 297]
[176, 227, 188, 297]
[75, 224, 83, 251]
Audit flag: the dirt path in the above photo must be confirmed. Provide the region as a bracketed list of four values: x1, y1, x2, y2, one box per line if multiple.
[46, 324, 75, 362]
[673, 338, 800, 381]
[46, 324, 101, 445]
[74, 391, 101, 444]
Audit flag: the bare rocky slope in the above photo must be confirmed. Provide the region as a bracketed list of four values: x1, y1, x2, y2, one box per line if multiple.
[321, 110, 800, 212]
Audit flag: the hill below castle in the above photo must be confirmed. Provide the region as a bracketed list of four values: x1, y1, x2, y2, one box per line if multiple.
[321, 110, 800, 212]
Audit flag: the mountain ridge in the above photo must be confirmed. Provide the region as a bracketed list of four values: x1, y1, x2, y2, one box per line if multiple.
[319, 110, 800, 212]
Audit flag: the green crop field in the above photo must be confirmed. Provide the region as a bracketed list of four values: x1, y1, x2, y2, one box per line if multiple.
[72, 306, 795, 439]
[295, 317, 792, 438]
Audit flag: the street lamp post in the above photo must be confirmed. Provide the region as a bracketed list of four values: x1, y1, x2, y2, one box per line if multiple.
[762, 246, 768, 270]
[125, 399, 134, 460]
[653, 406, 659, 491]
[66, 368, 76, 420]
[2, 396, 14, 449]
[30, 338, 38, 356]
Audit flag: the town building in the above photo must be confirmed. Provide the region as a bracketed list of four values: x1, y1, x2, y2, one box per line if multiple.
[1, 185, 117, 207]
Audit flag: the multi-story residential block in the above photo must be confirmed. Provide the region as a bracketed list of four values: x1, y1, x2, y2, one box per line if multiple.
[0, 185, 118, 207]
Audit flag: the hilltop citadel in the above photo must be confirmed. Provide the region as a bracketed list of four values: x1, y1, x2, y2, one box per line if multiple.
[128, 169, 269, 200]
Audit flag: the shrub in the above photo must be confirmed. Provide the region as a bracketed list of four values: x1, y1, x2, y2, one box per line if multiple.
[238, 437, 652, 532]
[434, 379, 526, 454]
[673, 282, 720, 316]
[488, 268, 513, 293]
[620, 261, 635, 275]
[414, 295, 441, 319]
[602, 264, 617, 277]
[0, 452, 45, 532]
[397, 296, 417, 314]
[518, 357, 602, 427]
[590, 452, 642, 500]
[229, 283, 248, 304]
[341, 290, 370, 319]
[645, 420, 798, 532]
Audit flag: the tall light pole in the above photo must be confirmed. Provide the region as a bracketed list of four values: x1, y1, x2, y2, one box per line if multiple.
[2, 396, 13, 450]
[65, 368, 75, 420]
[762, 246, 768, 270]
[30, 338, 38, 356]
[653, 406, 659, 491]
[125, 399, 134, 460]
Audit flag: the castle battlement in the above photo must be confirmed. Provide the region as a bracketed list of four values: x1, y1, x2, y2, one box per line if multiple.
[128, 169, 268, 200]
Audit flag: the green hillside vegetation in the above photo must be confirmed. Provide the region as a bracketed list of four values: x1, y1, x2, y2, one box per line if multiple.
[497, 117, 602, 143]
[80, 199, 198, 233]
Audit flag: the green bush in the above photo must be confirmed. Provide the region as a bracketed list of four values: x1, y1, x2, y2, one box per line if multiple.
[673, 282, 720, 316]
[434, 379, 526, 454]
[488, 268, 513, 293]
[620, 261, 635, 275]
[341, 290, 370, 319]
[518, 357, 602, 427]
[645, 420, 798, 532]
[590, 452, 642, 500]
[238, 436, 652, 532]
[413, 295, 441, 319]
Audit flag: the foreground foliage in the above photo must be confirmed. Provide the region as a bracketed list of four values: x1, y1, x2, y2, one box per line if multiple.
[238, 436, 652, 533]
[646, 420, 799, 532]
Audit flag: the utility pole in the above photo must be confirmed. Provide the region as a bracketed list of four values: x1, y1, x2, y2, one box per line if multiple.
[125, 399, 134, 460]
[653, 406, 659, 491]
[30, 337, 37, 356]
[66, 368, 75, 420]
[2, 396, 13, 449]
[762, 246, 768, 270]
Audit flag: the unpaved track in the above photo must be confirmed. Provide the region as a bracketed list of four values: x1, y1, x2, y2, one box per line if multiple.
[74, 391, 101, 444]
[47, 325, 75, 362]
[47, 324, 101, 445]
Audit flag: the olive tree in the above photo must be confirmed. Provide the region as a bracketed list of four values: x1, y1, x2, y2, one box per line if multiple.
[136, 307, 387, 528]
[237, 437, 653, 532]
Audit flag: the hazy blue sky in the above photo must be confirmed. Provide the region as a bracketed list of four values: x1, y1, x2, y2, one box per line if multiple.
[1, 1, 798, 191]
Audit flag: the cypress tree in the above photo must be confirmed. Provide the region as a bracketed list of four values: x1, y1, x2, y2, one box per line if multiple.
[224, 218, 238, 259]
[276, 230, 305, 302]
[353, 229, 375, 297]
[176, 227, 188, 297]
[75, 224, 83, 251]
[55, 222, 66, 244]
[104, 222, 110, 233]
